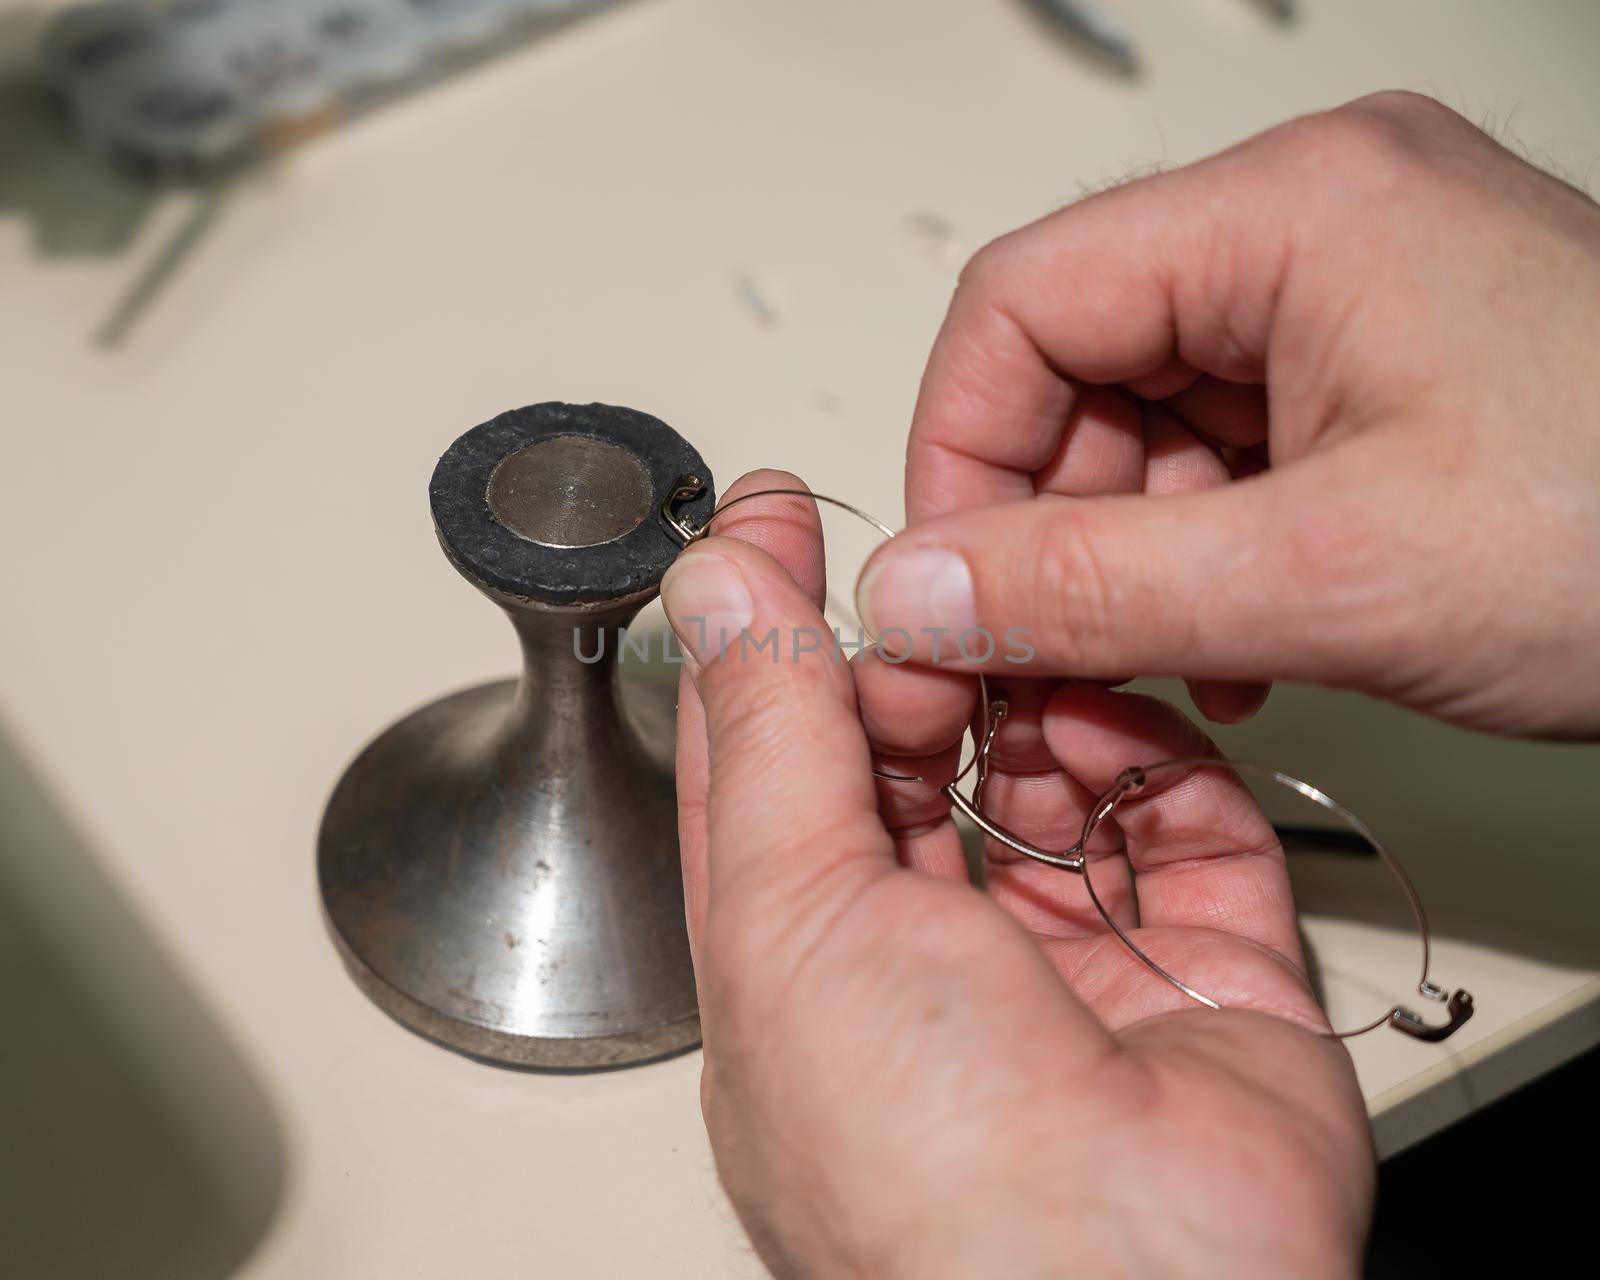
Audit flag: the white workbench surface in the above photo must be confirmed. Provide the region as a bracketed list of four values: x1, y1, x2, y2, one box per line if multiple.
[3, 1, 1599, 1275]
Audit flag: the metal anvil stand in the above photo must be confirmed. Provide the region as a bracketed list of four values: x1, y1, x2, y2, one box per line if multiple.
[318, 403, 715, 1069]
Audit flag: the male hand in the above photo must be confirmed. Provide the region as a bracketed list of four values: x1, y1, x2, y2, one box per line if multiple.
[860, 91, 1600, 740]
[665, 473, 1372, 1279]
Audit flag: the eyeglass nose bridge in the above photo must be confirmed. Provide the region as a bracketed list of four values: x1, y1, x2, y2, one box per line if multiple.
[942, 783, 1087, 873]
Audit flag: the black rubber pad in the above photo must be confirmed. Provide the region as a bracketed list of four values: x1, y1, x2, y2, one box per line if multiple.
[430, 403, 715, 605]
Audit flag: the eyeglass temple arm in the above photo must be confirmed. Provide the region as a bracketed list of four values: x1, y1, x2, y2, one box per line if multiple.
[1389, 989, 1475, 1042]
[949, 767, 1477, 1044]
[661, 474, 709, 543]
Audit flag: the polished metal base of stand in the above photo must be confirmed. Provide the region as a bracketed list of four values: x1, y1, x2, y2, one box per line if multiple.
[319, 665, 699, 1070]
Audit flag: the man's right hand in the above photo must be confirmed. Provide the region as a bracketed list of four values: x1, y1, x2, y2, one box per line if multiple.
[858, 91, 1600, 740]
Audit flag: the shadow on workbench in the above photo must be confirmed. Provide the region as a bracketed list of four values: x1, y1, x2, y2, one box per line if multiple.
[1366, 1043, 1598, 1275]
[0, 710, 287, 1279]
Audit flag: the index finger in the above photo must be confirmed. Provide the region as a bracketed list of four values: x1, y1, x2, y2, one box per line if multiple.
[906, 121, 1297, 522]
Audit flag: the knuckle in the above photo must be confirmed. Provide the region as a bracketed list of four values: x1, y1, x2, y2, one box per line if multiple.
[1271, 494, 1401, 678]
[1295, 106, 1409, 172]
[701, 808, 889, 974]
[955, 236, 1005, 294]
[1026, 506, 1119, 672]
[697, 1057, 718, 1119]
[1278, 494, 1380, 593]
[954, 224, 1033, 301]
[1274, 93, 1459, 189]
[704, 670, 798, 774]
[696, 888, 826, 1037]
[699, 904, 787, 1029]
[709, 471, 822, 567]
[701, 917, 753, 1001]
[1346, 89, 1462, 132]
[676, 787, 709, 833]
[725, 467, 809, 501]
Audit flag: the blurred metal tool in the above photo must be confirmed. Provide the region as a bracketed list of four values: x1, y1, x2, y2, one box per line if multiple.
[46, 0, 626, 180]
[1020, 0, 1139, 77]
[95, 185, 229, 348]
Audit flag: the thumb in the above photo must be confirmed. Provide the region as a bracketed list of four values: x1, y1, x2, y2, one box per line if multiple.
[663, 536, 895, 938]
[857, 447, 1408, 690]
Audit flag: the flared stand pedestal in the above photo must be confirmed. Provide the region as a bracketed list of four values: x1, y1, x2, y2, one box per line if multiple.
[318, 402, 715, 1069]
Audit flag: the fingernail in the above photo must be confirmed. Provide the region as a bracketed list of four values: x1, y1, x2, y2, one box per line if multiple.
[857, 545, 977, 656]
[662, 551, 755, 669]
